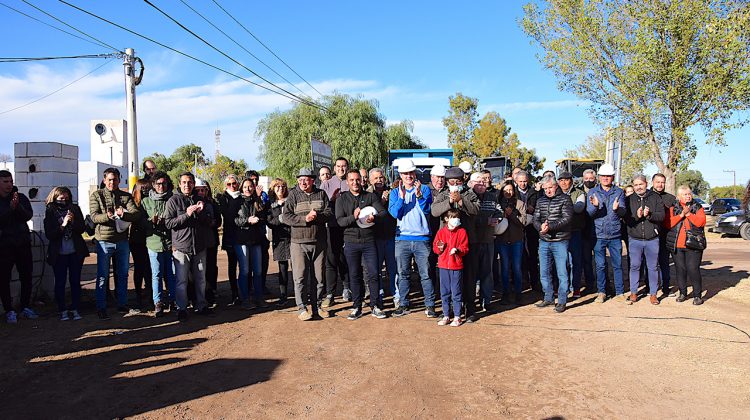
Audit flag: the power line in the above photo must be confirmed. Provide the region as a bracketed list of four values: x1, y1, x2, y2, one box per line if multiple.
[0, 58, 115, 117]
[21, 0, 121, 53]
[141, 0, 323, 110]
[0, 1, 113, 50]
[0, 53, 113, 62]
[177, 0, 312, 100]
[58, 0, 325, 110]
[211, 0, 324, 98]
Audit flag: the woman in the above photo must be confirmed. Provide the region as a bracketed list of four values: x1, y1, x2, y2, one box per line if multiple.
[267, 178, 292, 306]
[234, 178, 269, 309]
[141, 171, 175, 317]
[667, 185, 707, 305]
[130, 179, 153, 310]
[195, 179, 220, 307]
[496, 180, 527, 304]
[215, 175, 242, 305]
[44, 187, 88, 320]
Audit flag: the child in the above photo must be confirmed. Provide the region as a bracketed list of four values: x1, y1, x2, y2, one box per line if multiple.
[433, 208, 469, 326]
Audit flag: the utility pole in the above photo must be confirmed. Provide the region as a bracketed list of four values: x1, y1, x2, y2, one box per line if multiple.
[215, 128, 221, 161]
[124, 48, 143, 190]
[724, 169, 737, 197]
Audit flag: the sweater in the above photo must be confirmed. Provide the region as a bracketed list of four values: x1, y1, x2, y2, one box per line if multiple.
[433, 226, 469, 270]
[282, 186, 331, 244]
[388, 184, 433, 241]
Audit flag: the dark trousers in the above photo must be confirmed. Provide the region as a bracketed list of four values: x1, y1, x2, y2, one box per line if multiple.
[343, 242, 381, 310]
[522, 226, 540, 291]
[130, 242, 152, 305]
[261, 239, 270, 292]
[278, 260, 290, 298]
[206, 245, 218, 304]
[225, 246, 239, 300]
[462, 249, 479, 317]
[325, 227, 349, 296]
[53, 253, 83, 312]
[439, 268, 462, 318]
[658, 235, 671, 292]
[581, 231, 596, 290]
[672, 248, 703, 298]
[0, 245, 33, 312]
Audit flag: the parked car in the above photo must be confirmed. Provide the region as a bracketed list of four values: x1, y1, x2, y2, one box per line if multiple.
[709, 198, 741, 216]
[694, 197, 710, 211]
[712, 210, 750, 240]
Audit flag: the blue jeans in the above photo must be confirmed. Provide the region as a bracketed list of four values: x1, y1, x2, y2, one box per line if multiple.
[148, 249, 175, 304]
[375, 238, 398, 301]
[594, 238, 624, 295]
[395, 240, 435, 308]
[539, 240, 570, 305]
[439, 268, 462, 317]
[568, 231, 584, 291]
[628, 238, 659, 295]
[497, 240, 523, 295]
[235, 244, 263, 302]
[53, 253, 83, 312]
[95, 239, 130, 310]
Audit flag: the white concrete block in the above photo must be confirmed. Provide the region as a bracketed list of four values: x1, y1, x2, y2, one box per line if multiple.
[19, 185, 53, 202]
[14, 157, 78, 175]
[28, 172, 77, 187]
[61, 144, 78, 160]
[30, 201, 47, 215]
[14, 143, 27, 158]
[13, 172, 28, 186]
[27, 215, 45, 232]
[26, 142, 63, 158]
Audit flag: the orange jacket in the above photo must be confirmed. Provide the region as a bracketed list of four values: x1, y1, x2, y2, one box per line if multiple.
[667, 202, 706, 249]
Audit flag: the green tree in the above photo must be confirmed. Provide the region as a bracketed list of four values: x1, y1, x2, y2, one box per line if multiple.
[522, 0, 750, 194]
[675, 169, 710, 198]
[473, 111, 545, 173]
[710, 185, 741, 200]
[257, 93, 423, 182]
[564, 125, 650, 183]
[442, 93, 479, 164]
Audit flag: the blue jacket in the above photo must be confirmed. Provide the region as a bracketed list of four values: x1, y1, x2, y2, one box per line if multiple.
[586, 185, 626, 240]
[388, 184, 432, 241]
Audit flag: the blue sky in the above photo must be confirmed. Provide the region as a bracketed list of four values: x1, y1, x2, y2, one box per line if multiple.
[0, 0, 747, 188]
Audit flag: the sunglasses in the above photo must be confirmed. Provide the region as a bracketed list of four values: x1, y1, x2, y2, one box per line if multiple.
[226, 182, 239, 186]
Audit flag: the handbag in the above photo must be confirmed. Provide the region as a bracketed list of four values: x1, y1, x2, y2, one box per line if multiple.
[684, 218, 706, 251]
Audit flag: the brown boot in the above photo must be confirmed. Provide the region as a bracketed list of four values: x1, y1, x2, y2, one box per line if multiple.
[627, 293, 637, 305]
[650, 295, 659, 305]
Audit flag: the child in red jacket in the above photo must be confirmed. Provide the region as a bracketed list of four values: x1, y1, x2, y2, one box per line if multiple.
[433, 208, 469, 326]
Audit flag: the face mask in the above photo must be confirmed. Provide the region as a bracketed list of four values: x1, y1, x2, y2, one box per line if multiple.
[55, 199, 68, 207]
[448, 184, 462, 193]
[584, 181, 596, 189]
[448, 218, 461, 227]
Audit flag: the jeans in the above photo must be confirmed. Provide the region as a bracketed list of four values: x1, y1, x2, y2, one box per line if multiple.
[497, 240, 523, 295]
[439, 268, 462, 318]
[53, 253, 83, 312]
[672, 248, 703, 298]
[95, 240, 130, 310]
[375, 238, 398, 301]
[235, 244, 264, 302]
[395, 240, 435, 308]
[568, 231, 584, 291]
[148, 249, 175, 304]
[290, 241, 326, 309]
[173, 249, 207, 311]
[628, 238, 659, 295]
[0, 245, 33, 312]
[539, 240, 570, 305]
[343, 242, 381, 310]
[594, 238, 624, 295]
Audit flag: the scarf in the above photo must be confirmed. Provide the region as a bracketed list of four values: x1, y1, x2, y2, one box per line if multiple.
[226, 189, 241, 199]
[149, 189, 172, 201]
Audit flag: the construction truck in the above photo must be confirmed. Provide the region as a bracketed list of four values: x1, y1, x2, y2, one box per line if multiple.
[479, 156, 513, 186]
[555, 158, 604, 184]
[388, 148, 453, 185]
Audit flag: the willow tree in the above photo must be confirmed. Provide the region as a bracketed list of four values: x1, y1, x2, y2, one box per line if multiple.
[522, 0, 750, 193]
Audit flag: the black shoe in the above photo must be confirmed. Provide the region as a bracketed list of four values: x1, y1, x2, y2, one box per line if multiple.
[97, 310, 110, 320]
[393, 307, 410, 317]
[465, 314, 478, 323]
[347, 307, 362, 320]
[693, 297, 704, 305]
[276, 298, 289, 308]
[425, 306, 437, 318]
[196, 307, 214, 315]
[554, 304, 566, 313]
[535, 300, 554, 308]
[676, 294, 687, 303]
[499, 296, 512, 306]
[227, 297, 241, 307]
[177, 310, 188, 322]
[514, 292, 522, 304]
[154, 302, 165, 318]
[116, 306, 129, 314]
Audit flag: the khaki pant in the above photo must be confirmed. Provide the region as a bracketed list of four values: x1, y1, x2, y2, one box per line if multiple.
[290, 241, 326, 308]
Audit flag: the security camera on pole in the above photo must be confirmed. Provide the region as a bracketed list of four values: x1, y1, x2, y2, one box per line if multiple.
[123, 48, 144, 191]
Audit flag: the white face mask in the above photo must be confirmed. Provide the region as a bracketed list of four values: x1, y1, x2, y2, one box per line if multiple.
[448, 218, 461, 228]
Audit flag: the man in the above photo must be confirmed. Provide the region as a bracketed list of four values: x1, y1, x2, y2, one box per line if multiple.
[459, 161, 473, 183]
[468, 172, 500, 312]
[320, 157, 351, 305]
[318, 165, 332, 185]
[368, 168, 399, 305]
[194, 178, 220, 307]
[558, 171, 587, 297]
[652, 173, 676, 297]
[89, 167, 140, 319]
[480, 169, 495, 192]
[283, 168, 332, 320]
[432, 167, 480, 321]
[625, 175, 665, 305]
[428, 164, 447, 290]
[586, 163, 627, 302]
[215, 174, 242, 305]
[533, 175, 574, 313]
[164, 172, 215, 321]
[0, 170, 37, 323]
[515, 170, 540, 292]
[142, 159, 158, 181]
[580, 169, 598, 292]
[359, 168, 370, 189]
[389, 159, 436, 318]
[336, 170, 388, 320]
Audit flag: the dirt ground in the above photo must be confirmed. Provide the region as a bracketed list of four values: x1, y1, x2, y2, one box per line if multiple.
[2, 228, 749, 419]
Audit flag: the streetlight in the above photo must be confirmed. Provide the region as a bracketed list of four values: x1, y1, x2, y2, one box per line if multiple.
[724, 169, 737, 197]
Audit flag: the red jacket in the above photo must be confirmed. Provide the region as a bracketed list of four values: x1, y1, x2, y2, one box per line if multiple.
[433, 226, 469, 270]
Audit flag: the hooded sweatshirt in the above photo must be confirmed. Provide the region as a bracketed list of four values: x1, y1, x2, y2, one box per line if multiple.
[388, 184, 432, 241]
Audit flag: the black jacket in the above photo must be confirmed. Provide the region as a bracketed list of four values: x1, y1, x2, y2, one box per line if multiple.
[335, 190, 386, 244]
[164, 192, 214, 254]
[625, 190, 665, 241]
[533, 188, 573, 242]
[43, 203, 89, 265]
[215, 191, 242, 248]
[652, 188, 676, 236]
[234, 195, 268, 246]
[0, 190, 32, 247]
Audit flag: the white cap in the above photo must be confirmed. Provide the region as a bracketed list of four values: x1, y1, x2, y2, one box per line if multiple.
[459, 161, 472, 174]
[469, 172, 483, 183]
[598, 163, 615, 176]
[195, 178, 208, 187]
[430, 164, 446, 177]
[398, 159, 417, 173]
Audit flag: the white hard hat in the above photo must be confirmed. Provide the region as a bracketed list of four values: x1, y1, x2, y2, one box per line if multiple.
[598, 163, 616, 176]
[398, 159, 417, 173]
[430, 164, 446, 177]
[459, 161, 472, 174]
[469, 172, 483, 183]
[195, 178, 208, 187]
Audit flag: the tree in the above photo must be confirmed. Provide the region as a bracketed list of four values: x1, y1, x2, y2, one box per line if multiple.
[675, 169, 710, 198]
[442, 93, 479, 163]
[257, 93, 423, 182]
[710, 185, 740, 200]
[522, 0, 750, 194]
[564, 125, 650, 183]
[143, 146, 246, 195]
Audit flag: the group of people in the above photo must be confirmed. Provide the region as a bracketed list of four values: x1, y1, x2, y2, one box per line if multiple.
[0, 154, 720, 324]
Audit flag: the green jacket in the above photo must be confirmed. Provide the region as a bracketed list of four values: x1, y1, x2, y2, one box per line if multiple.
[141, 191, 173, 252]
[564, 186, 587, 232]
[89, 188, 141, 243]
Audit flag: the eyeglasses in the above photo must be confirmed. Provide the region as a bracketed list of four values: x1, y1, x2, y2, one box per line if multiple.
[154, 182, 167, 186]
[226, 182, 238, 186]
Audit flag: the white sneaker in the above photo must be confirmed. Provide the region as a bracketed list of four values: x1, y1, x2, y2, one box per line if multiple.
[450, 317, 463, 327]
[6, 310, 17, 324]
[71, 310, 82, 321]
[437, 316, 450, 326]
[21, 307, 39, 319]
[60, 311, 70, 321]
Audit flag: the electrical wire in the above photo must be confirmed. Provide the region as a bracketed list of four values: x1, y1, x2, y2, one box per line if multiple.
[58, 0, 326, 111]
[141, 0, 323, 110]
[0, 53, 113, 62]
[0, 58, 115, 117]
[21, 0, 121, 53]
[177, 0, 312, 100]
[211, 0, 324, 98]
